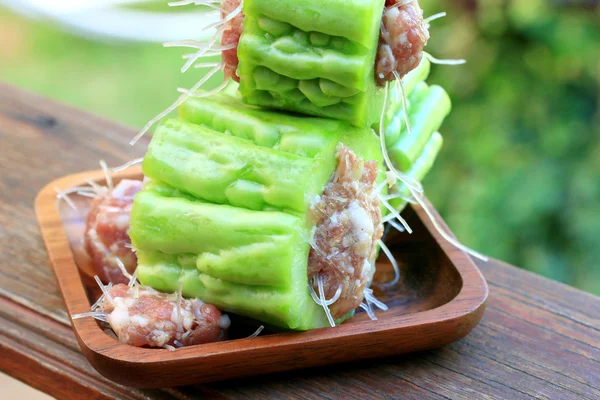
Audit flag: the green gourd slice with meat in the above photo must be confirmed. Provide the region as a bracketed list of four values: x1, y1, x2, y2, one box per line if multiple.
[130, 95, 387, 330]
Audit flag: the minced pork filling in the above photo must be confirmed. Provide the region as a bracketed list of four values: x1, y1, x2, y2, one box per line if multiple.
[308, 145, 384, 319]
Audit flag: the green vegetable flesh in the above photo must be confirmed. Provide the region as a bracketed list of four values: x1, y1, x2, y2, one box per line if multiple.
[238, 0, 385, 127]
[131, 182, 332, 330]
[130, 14, 454, 329]
[389, 132, 444, 211]
[246, 0, 385, 48]
[382, 81, 431, 146]
[373, 58, 431, 135]
[143, 119, 325, 214]
[388, 85, 451, 172]
[132, 95, 385, 330]
[178, 93, 380, 160]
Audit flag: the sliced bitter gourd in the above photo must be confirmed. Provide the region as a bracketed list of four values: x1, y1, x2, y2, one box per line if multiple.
[387, 85, 451, 172]
[130, 181, 332, 330]
[131, 95, 386, 330]
[237, 0, 386, 127]
[388, 132, 444, 211]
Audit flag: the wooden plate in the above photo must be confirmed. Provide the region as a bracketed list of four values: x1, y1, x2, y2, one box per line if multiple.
[35, 167, 488, 388]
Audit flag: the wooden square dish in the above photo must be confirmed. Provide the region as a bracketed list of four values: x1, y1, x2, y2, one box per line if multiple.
[35, 167, 488, 388]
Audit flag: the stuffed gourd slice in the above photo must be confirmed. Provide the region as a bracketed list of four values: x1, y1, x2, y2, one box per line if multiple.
[236, 0, 385, 127]
[130, 97, 387, 330]
[225, 0, 430, 127]
[131, 180, 326, 330]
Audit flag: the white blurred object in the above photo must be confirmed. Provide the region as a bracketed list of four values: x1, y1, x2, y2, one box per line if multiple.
[0, 0, 219, 42]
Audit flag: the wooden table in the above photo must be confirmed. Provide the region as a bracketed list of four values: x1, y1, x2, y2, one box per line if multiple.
[1, 83, 599, 399]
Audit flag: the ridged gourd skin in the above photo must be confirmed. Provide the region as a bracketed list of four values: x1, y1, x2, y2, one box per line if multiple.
[370, 56, 449, 212]
[130, 95, 385, 330]
[387, 85, 451, 172]
[388, 131, 444, 211]
[374, 57, 431, 137]
[130, 181, 329, 330]
[378, 64, 449, 211]
[237, 0, 386, 127]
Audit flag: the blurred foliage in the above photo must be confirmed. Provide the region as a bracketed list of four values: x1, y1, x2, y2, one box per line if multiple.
[0, 1, 598, 294]
[421, 0, 599, 294]
[0, 4, 222, 129]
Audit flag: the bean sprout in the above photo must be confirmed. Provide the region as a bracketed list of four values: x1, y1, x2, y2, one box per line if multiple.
[377, 240, 401, 287]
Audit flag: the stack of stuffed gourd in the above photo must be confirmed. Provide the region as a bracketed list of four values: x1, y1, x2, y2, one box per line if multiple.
[129, 0, 450, 330]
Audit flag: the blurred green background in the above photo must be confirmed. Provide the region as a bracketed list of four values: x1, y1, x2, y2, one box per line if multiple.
[1, 1, 598, 294]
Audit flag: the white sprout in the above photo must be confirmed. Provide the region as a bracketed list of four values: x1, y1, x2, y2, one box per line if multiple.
[359, 302, 377, 320]
[182, 51, 222, 60]
[202, 0, 243, 32]
[164, 40, 235, 51]
[328, 285, 343, 305]
[99, 160, 113, 190]
[76, 191, 96, 198]
[381, 193, 402, 201]
[372, 179, 390, 200]
[425, 11, 447, 24]
[56, 165, 110, 205]
[130, 63, 223, 146]
[55, 187, 80, 215]
[364, 288, 388, 311]
[308, 281, 342, 307]
[382, 213, 397, 224]
[57, 185, 98, 196]
[308, 281, 323, 304]
[377, 240, 401, 288]
[378, 82, 424, 196]
[392, 70, 412, 136]
[72, 311, 110, 323]
[317, 273, 336, 328]
[128, 270, 138, 286]
[85, 179, 106, 195]
[115, 258, 138, 287]
[425, 53, 467, 65]
[178, 78, 229, 97]
[247, 325, 264, 338]
[170, 24, 227, 73]
[194, 61, 222, 69]
[91, 282, 113, 311]
[387, 219, 406, 233]
[55, 184, 102, 211]
[357, 286, 388, 321]
[174, 340, 184, 348]
[168, 0, 221, 9]
[94, 275, 114, 305]
[110, 157, 144, 173]
[378, 194, 412, 234]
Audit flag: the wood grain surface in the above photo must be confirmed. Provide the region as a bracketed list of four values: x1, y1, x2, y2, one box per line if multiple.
[1, 83, 599, 399]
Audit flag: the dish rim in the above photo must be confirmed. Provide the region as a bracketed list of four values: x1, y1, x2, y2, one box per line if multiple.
[35, 167, 488, 384]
